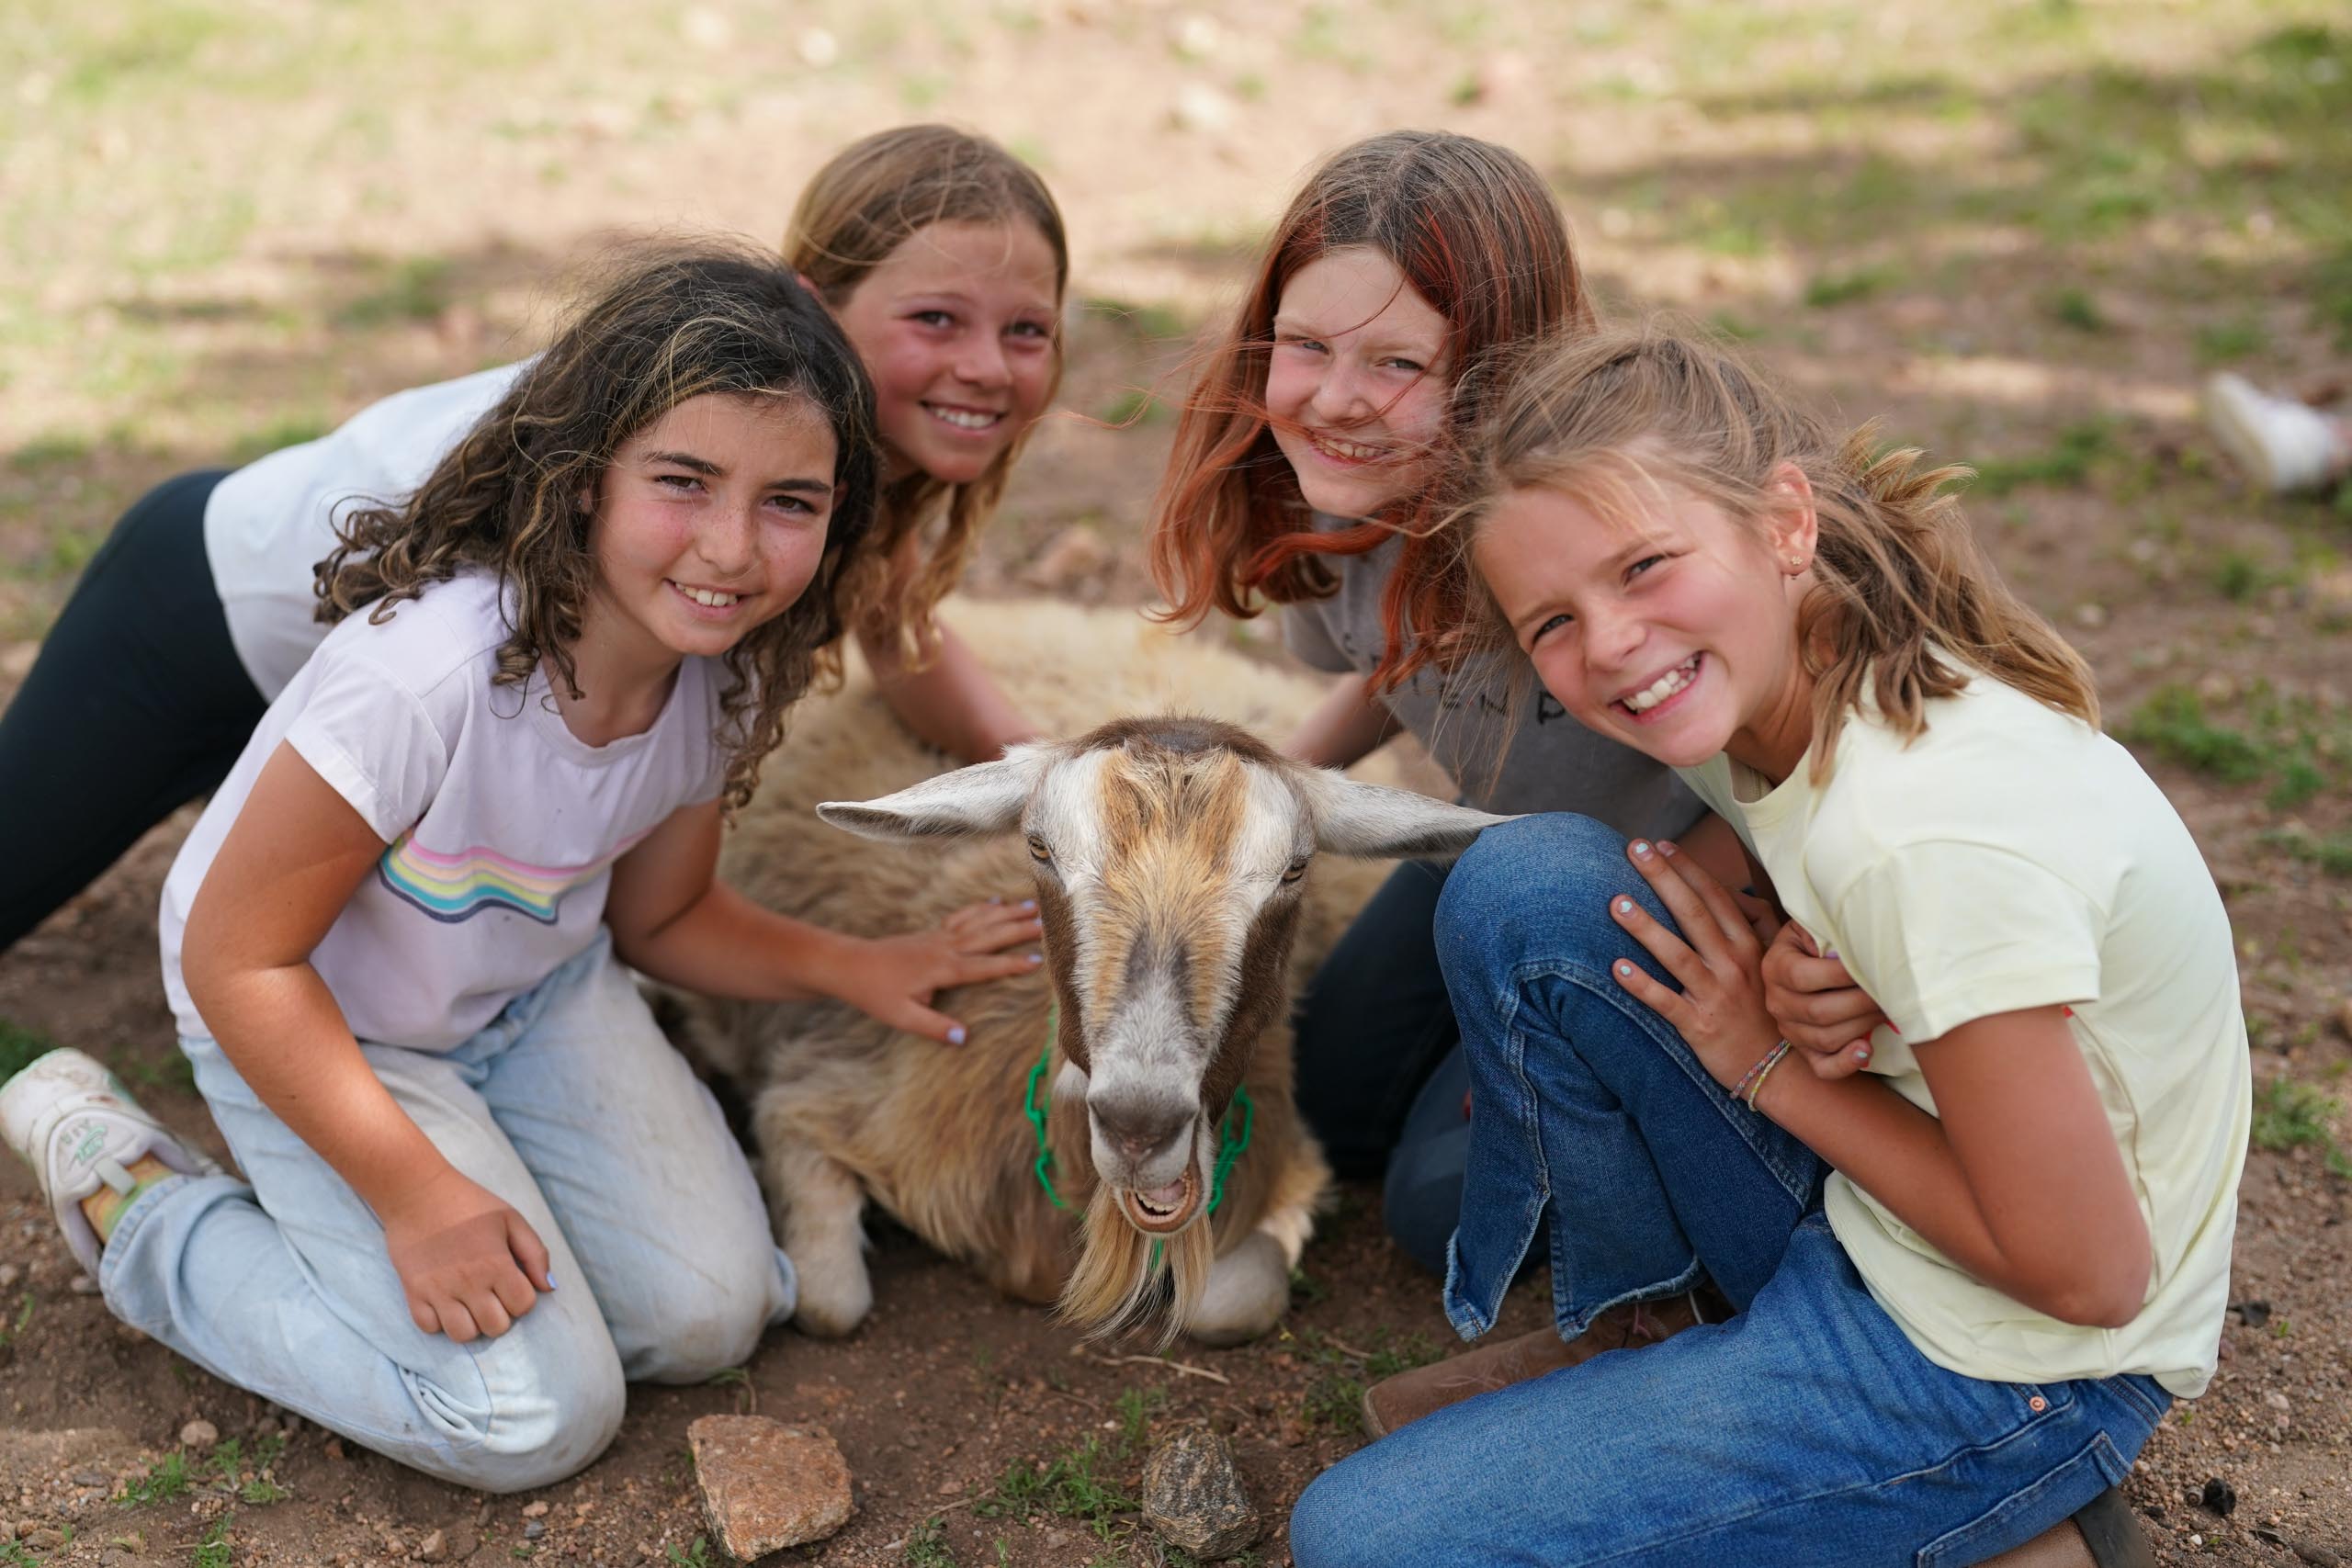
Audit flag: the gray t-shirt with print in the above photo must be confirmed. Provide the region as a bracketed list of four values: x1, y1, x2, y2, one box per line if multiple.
[1283, 524, 1703, 836]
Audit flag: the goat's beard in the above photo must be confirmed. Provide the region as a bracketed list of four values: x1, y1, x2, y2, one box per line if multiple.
[1059, 1180, 1217, 1346]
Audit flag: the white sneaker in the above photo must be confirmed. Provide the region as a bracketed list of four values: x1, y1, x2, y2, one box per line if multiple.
[2202, 373, 2347, 493]
[0, 1048, 218, 1276]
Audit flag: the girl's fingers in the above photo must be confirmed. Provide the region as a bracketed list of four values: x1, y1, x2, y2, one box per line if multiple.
[491, 1258, 539, 1322]
[1609, 894, 1707, 992]
[1655, 840, 1757, 953]
[506, 1212, 554, 1295]
[890, 999, 967, 1046]
[408, 1293, 439, 1337]
[1608, 953, 1689, 1030]
[467, 1291, 514, 1339]
[959, 951, 1045, 984]
[1623, 842, 1724, 962]
[436, 1297, 481, 1345]
[960, 908, 1043, 953]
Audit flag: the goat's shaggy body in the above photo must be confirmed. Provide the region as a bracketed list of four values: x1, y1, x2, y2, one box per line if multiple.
[690, 600, 1412, 1344]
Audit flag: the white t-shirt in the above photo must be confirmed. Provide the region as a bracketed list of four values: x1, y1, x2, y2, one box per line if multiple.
[204, 362, 531, 699]
[1679, 674, 2249, 1397]
[160, 571, 728, 1053]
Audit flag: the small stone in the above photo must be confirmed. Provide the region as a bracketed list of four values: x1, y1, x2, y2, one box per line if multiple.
[1170, 83, 1238, 135]
[324, 1438, 345, 1461]
[2073, 603, 2108, 630]
[687, 1415, 853, 1559]
[2232, 1299, 2272, 1328]
[415, 1529, 449, 1562]
[2335, 998, 2352, 1043]
[26, 1529, 62, 1551]
[2293, 1540, 2345, 1567]
[180, 1420, 218, 1450]
[2265, 1391, 2290, 1412]
[521, 1502, 549, 1519]
[796, 28, 838, 67]
[523, 1519, 547, 1540]
[1141, 1427, 1261, 1559]
[71, 1471, 107, 1487]
[0, 1263, 19, 1290]
[69, 1274, 100, 1295]
[2201, 1476, 2236, 1517]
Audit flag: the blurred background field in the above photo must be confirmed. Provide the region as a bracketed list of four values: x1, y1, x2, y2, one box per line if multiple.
[2, 3, 2350, 1563]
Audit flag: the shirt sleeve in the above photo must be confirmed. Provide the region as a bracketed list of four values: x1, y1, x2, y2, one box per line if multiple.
[1826, 841, 2105, 1043]
[282, 648, 451, 842]
[1281, 601, 1355, 674]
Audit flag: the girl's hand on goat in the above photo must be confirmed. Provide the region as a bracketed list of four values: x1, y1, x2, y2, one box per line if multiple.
[380, 1165, 552, 1342]
[838, 897, 1045, 1044]
[1606, 838, 1782, 1093]
[1760, 921, 1891, 1080]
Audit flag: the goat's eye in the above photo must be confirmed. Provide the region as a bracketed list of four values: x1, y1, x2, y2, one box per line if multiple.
[1026, 836, 1053, 863]
[1280, 858, 1308, 885]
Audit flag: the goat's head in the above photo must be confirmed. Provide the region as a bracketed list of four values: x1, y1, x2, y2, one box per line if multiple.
[820, 716, 1506, 1325]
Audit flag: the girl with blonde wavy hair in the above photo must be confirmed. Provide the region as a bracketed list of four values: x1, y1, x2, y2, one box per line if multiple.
[1, 245, 1046, 1494]
[1295, 325, 2249, 1567]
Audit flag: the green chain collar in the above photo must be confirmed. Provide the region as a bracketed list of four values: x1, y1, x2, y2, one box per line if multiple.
[1023, 998, 1254, 1216]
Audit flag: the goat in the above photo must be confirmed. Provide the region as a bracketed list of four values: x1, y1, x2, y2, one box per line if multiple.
[683, 601, 1503, 1344]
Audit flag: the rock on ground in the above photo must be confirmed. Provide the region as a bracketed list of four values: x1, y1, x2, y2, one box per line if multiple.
[1142, 1427, 1261, 1559]
[686, 1415, 853, 1562]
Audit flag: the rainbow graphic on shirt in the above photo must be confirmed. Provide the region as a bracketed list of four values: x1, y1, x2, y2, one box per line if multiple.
[375, 826, 655, 925]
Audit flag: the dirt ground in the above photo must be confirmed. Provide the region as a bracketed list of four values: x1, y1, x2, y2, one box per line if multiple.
[4, 2, 2351, 1564]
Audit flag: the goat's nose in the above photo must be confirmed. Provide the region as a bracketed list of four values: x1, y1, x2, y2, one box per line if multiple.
[1091, 1094, 1192, 1165]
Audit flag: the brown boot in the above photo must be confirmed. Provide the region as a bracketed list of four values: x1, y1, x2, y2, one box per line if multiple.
[1359, 1294, 1706, 1439]
[1978, 1491, 2158, 1568]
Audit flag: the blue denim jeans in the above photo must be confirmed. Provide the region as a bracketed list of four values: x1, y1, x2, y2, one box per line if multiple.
[98, 933, 796, 1492]
[1291, 814, 2170, 1568]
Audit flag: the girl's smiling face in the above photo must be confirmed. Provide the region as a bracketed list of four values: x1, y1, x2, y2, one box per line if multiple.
[1474, 470, 1818, 779]
[587, 391, 839, 672]
[1265, 246, 1453, 520]
[831, 218, 1061, 488]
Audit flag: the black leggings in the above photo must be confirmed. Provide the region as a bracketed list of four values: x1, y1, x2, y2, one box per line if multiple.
[0, 469, 265, 951]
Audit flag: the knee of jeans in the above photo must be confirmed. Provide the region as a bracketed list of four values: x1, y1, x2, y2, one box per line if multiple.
[626, 1254, 783, 1384]
[1438, 815, 1627, 959]
[452, 1335, 627, 1494]
[1290, 1460, 1401, 1568]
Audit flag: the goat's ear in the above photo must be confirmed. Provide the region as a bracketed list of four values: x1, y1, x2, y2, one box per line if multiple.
[1300, 773, 1514, 860]
[818, 747, 1047, 841]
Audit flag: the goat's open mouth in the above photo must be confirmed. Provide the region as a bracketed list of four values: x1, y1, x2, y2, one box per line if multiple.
[1114, 1153, 1202, 1235]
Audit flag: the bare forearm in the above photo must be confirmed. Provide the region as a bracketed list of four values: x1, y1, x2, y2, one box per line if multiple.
[191, 965, 448, 1213]
[612, 880, 849, 1002]
[1285, 673, 1402, 770]
[862, 620, 1039, 763]
[1754, 1066, 2141, 1325]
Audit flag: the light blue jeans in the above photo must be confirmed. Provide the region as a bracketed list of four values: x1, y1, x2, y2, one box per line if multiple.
[1292, 814, 2170, 1567]
[100, 933, 796, 1492]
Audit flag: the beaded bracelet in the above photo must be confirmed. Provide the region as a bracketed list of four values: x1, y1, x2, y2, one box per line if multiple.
[1734, 1040, 1792, 1108]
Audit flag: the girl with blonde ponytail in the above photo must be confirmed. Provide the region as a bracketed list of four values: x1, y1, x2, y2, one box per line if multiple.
[1295, 324, 2250, 1568]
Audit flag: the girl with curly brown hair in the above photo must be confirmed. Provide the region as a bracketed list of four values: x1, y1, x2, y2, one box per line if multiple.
[1, 244, 1045, 1493]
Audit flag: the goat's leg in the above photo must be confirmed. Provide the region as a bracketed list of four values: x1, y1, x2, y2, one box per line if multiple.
[760, 1118, 875, 1338]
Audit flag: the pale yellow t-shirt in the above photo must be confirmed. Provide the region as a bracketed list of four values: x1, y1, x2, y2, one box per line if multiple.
[1679, 674, 2249, 1396]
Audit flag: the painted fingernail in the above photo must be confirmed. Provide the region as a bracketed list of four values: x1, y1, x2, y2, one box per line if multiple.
[1823, 948, 1839, 961]
[947, 1026, 967, 1045]
[545, 1271, 557, 1292]
[1856, 1046, 1871, 1063]
[1631, 840, 1652, 857]
[1616, 898, 1635, 914]
[1616, 961, 1634, 976]
[1020, 899, 1037, 911]
[1658, 840, 1678, 856]
[1026, 953, 1044, 964]
[988, 895, 1002, 904]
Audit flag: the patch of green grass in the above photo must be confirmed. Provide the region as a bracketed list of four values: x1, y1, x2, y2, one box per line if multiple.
[1296, 1326, 1446, 1435]
[116, 1451, 190, 1507]
[2115, 682, 2351, 807]
[901, 1517, 959, 1566]
[6, 434, 95, 473]
[1113, 1385, 1163, 1452]
[331, 256, 453, 329]
[0, 1019, 56, 1085]
[1806, 263, 1900, 310]
[192, 1514, 233, 1568]
[2, 1540, 37, 1567]
[2260, 827, 2352, 877]
[2045, 288, 2108, 333]
[1967, 421, 2112, 496]
[0, 1293, 33, 1350]
[2314, 244, 2352, 351]
[2250, 1077, 2352, 1177]
[664, 1538, 714, 1568]
[973, 1437, 1135, 1536]
[2195, 316, 2269, 364]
